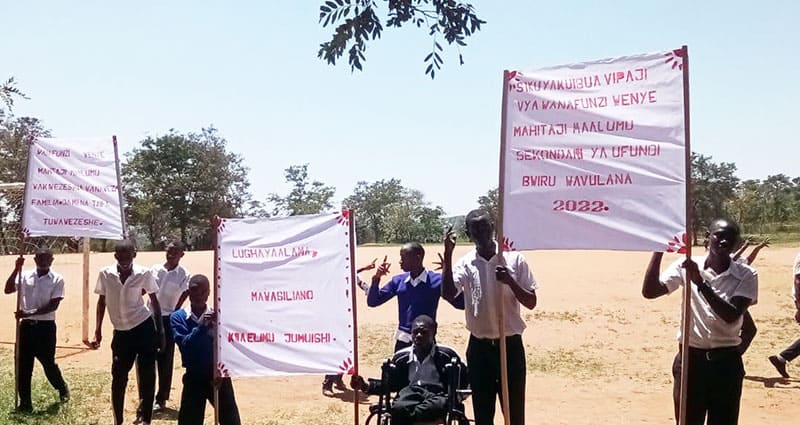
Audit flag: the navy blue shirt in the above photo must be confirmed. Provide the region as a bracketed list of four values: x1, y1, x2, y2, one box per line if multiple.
[367, 270, 464, 334]
[171, 307, 214, 377]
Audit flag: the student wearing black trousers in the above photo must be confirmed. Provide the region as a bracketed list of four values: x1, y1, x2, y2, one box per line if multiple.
[4, 248, 69, 412]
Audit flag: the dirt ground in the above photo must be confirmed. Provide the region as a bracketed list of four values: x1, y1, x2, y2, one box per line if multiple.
[1, 245, 800, 424]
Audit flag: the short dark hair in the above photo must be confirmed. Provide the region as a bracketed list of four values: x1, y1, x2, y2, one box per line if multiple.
[412, 314, 437, 330]
[465, 209, 491, 224]
[189, 274, 210, 288]
[166, 241, 186, 251]
[402, 242, 425, 259]
[34, 247, 53, 257]
[114, 239, 136, 254]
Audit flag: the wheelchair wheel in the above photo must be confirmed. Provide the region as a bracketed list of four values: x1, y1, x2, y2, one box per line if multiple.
[365, 410, 391, 425]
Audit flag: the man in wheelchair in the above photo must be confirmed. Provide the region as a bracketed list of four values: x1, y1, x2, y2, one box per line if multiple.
[351, 315, 468, 425]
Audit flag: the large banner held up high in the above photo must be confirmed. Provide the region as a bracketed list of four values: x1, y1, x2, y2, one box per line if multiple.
[22, 137, 125, 239]
[502, 49, 687, 251]
[215, 212, 356, 378]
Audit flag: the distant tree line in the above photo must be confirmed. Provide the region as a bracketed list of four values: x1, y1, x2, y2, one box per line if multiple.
[1, 79, 797, 251]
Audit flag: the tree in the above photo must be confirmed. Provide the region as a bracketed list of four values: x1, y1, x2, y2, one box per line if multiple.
[317, 0, 485, 78]
[344, 180, 445, 243]
[0, 77, 28, 119]
[122, 127, 252, 248]
[381, 189, 445, 243]
[267, 164, 336, 216]
[691, 152, 739, 245]
[0, 116, 50, 253]
[343, 178, 406, 243]
[476, 187, 498, 225]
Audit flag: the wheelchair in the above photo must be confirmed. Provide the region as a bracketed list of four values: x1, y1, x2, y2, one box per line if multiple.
[365, 357, 471, 425]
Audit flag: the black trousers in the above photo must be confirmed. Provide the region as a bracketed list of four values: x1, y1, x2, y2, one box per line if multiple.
[137, 316, 175, 417]
[391, 385, 447, 425]
[17, 320, 68, 408]
[671, 346, 745, 425]
[178, 373, 241, 425]
[111, 318, 157, 425]
[779, 337, 800, 362]
[467, 334, 526, 425]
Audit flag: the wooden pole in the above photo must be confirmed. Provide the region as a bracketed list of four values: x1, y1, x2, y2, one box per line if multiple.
[14, 252, 23, 409]
[495, 70, 512, 425]
[678, 45, 693, 425]
[82, 237, 90, 345]
[112, 135, 128, 239]
[212, 216, 221, 425]
[347, 210, 360, 425]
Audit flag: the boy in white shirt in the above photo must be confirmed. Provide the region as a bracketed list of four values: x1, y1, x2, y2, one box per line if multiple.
[90, 240, 165, 425]
[4, 248, 69, 412]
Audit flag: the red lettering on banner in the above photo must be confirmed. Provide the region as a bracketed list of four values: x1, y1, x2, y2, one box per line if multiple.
[250, 290, 314, 302]
[522, 176, 556, 187]
[227, 332, 276, 343]
[603, 68, 648, 85]
[564, 173, 632, 187]
[515, 148, 583, 161]
[231, 246, 318, 259]
[42, 217, 104, 226]
[284, 332, 331, 344]
[36, 149, 70, 157]
[31, 198, 90, 207]
[612, 90, 657, 106]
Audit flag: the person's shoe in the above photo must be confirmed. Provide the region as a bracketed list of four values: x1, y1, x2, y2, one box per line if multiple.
[59, 388, 70, 403]
[333, 378, 348, 391]
[16, 404, 33, 414]
[322, 381, 334, 397]
[153, 401, 165, 413]
[769, 355, 790, 378]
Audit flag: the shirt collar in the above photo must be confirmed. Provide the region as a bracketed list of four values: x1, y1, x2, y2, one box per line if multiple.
[408, 344, 437, 364]
[32, 269, 55, 280]
[404, 269, 428, 287]
[185, 305, 212, 322]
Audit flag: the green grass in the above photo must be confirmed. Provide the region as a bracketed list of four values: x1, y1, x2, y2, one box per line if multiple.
[0, 348, 108, 425]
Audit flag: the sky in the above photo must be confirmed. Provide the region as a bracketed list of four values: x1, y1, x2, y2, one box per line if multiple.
[2, 0, 798, 216]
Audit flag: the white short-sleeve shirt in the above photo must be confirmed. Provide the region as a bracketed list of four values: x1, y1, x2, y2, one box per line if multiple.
[17, 269, 65, 321]
[453, 249, 538, 339]
[95, 264, 158, 331]
[660, 255, 758, 349]
[149, 264, 190, 316]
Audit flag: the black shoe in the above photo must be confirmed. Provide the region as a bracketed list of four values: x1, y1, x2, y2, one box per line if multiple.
[59, 388, 70, 403]
[322, 381, 334, 397]
[153, 401, 166, 413]
[16, 404, 33, 413]
[769, 355, 790, 378]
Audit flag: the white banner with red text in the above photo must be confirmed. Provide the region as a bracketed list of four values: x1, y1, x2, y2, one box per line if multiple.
[215, 212, 356, 378]
[22, 137, 125, 239]
[502, 49, 687, 252]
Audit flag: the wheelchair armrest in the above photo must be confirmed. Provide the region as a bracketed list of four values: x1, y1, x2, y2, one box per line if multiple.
[455, 388, 471, 402]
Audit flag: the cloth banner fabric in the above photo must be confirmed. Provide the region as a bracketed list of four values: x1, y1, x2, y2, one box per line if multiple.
[22, 137, 125, 239]
[215, 212, 356, 378]
[502, 49, 687, 251]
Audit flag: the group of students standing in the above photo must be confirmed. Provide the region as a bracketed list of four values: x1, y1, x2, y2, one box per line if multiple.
[324, 209, 539, 425]
[7, 240, 241, 425]
[7, 213, 800, 425]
